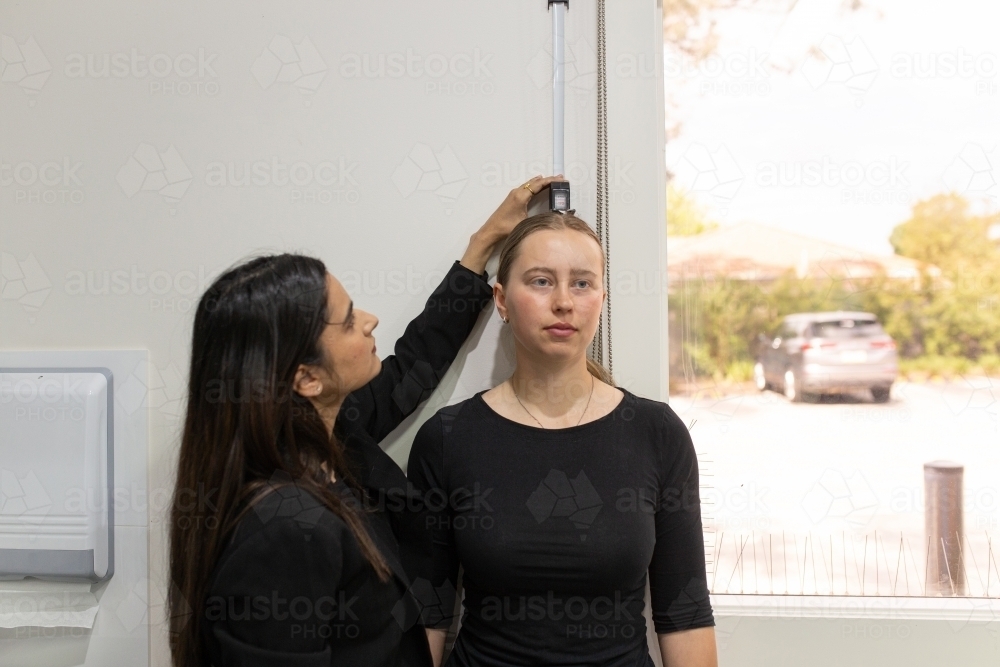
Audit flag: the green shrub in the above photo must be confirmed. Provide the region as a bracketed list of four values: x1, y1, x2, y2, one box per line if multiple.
[725, 359, 755, 383]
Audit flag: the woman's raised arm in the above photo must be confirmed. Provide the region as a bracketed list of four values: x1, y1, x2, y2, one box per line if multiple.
[336, 174, 565, 444]
[335, 258, 493, 444]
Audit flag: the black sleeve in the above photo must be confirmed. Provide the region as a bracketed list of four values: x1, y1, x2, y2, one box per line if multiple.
[337, 260, 492, 445]
[205, 510, 349, 664]
[405, 412, 462, 629]
[648, 404, 716, 634]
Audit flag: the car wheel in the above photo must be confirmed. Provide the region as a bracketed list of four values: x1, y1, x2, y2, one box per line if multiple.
[753, 362, 768, 391]
[871, 385, 891, 403]
[783, 369, 803, 403]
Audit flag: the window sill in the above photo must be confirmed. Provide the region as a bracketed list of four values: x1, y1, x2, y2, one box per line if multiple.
[710, 593, 1000, 622]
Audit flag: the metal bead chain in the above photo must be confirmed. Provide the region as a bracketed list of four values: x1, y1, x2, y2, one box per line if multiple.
[593, 0, 613, 379]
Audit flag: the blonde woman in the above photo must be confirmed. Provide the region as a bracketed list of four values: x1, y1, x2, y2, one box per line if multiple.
[407, 213, 717, 667]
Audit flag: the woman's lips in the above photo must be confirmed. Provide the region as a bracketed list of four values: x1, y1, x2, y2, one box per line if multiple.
[545, 326, 576, 338]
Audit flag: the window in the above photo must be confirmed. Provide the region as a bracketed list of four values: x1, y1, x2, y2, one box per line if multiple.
[808, 320, 885, 339]
[664, 1, 1000, 617]
[775, 322, 792, 340]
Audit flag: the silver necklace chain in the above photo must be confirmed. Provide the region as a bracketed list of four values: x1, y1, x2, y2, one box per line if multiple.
[510, 374, 594, 428]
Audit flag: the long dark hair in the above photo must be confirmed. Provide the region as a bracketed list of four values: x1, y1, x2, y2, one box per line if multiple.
[168, 253, 390, 667]
[496, 212, 614, 385]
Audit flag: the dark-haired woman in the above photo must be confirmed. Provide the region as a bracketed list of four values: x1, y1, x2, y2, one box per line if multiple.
[407, 213, 718, 666]
[167, 175, 563, 667]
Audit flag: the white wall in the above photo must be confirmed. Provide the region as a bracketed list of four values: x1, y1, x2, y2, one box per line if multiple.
[2, 1, 668, 664]
[6, 2, 1000, 665]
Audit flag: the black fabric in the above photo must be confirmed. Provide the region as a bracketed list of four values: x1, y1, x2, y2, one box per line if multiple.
[407, 388, 715, 667]
[202, 260, 493, 667]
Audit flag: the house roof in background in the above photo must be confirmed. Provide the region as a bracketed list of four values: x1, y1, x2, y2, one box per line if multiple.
[667, 222, 934, 284]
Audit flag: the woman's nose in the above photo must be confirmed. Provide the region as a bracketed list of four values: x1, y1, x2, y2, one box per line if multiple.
[553, 285, 574, 309]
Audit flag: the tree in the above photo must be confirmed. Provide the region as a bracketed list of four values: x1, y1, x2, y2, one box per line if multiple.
[671, 193, 1000, 380]
[667, 183, 719, 236]
[889, 193, 1000, 277]
[662, 0, 868, 138]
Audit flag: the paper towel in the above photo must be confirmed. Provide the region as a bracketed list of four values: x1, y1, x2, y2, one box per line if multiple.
[0, 580, 99, 629]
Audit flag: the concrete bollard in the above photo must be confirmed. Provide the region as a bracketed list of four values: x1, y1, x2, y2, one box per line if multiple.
[924, 461, 965, 596]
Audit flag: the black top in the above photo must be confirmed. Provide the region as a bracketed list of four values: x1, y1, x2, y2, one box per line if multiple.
[202, 260, 494, 667]
[406, 388, 715, 667]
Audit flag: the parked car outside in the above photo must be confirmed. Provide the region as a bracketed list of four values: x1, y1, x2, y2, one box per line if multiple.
[753, 311, 898, 403]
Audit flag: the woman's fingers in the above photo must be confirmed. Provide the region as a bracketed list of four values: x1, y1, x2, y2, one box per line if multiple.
[515, 174, 564, 196]
[512, 175, 565, 205]
[478, 174, 570, 243]
[527, 174, 565, 191]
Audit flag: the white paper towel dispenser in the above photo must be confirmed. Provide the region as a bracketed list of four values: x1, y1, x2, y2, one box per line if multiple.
[0, 368, 114, 582]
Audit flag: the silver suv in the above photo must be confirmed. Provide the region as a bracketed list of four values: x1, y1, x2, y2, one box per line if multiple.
[753, 311, 898, 403]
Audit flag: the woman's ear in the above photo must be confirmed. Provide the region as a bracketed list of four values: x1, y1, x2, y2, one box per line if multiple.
[292, 364, 324, 398]
[494, 283, 507, 321]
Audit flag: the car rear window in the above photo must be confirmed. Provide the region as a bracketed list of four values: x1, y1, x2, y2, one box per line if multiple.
[809, 320, 884, 338]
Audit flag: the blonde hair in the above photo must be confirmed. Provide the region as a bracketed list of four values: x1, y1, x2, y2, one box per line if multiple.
[495, 212, 614, 386]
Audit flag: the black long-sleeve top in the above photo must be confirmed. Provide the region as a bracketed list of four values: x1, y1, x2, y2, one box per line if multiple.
[406, 388, 715, 667]
[202, 260, 493, 667]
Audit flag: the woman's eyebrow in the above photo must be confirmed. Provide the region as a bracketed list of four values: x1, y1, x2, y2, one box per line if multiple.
[523, 266, 598, 278]
[332, 300, 353, 325]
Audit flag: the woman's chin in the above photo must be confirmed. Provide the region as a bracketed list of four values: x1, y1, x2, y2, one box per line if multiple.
[347, 359, 381, 394]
